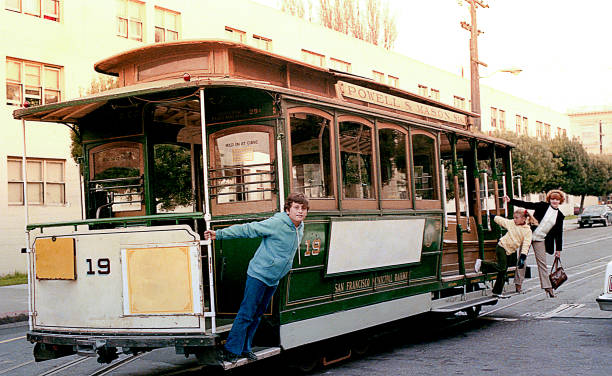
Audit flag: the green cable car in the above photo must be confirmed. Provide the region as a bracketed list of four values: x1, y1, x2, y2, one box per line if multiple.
[14, 40, 518, 370]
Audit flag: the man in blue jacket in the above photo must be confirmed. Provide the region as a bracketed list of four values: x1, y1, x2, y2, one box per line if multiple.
[204, 193, 309, 363]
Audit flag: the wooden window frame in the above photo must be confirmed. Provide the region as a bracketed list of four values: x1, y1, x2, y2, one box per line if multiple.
[225, 26, 246, 43]
[337, 115, 377, 210]
[523, 117, 529, 135]
[372, 70, 385, 83]
[378, 123, 412, 210]
[117, 0, 144, 41]
[329, 57, 351, 73]
[286, 107, 337, 211]
[430, 88, 440, 101]
[7, 156, 66, 206]
[301, 49, 325, 67]
[499, 109, 506, 130]
[209, 124, 277, 216]
[6, 0, 59, 21]
[6, 58, 62, 106]
[418, 84, 428, 97]
[154, 6, 180, 43]
[252, 34, 272, 51]
[388, 75, 399, 88]
[411, 129, 441, 210]
[490, 107, 498, 128]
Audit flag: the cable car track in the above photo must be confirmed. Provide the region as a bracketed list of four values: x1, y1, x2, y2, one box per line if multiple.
[86, 352, 149, 376]
[37, 357, 90, 376]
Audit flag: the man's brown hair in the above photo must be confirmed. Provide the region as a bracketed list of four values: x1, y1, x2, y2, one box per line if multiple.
[284, 192, 309, 211]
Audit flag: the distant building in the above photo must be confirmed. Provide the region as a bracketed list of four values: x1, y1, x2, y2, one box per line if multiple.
[568, 107, 612, 155]
[0, 0, 585, 274]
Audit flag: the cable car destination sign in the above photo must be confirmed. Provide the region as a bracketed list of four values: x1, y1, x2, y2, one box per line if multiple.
[336, 81, 467, 126]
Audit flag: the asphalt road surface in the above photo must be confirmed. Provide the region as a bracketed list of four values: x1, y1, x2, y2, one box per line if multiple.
[1, 224, 610, 376]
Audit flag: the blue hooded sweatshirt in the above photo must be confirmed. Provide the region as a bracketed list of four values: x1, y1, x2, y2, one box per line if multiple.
[215, 212, 304, 287]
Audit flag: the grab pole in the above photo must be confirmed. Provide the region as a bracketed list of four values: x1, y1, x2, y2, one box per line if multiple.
[199, 89, 216, 334]
[462, 168, 470, 232]
[483, 171, 490, 229]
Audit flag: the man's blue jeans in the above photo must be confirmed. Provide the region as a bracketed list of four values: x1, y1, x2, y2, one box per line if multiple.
[224, 275, 277, 356]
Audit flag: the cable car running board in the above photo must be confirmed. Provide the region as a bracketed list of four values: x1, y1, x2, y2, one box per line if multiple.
[431, 296, 498, 314]
[221, 347, 281, 370]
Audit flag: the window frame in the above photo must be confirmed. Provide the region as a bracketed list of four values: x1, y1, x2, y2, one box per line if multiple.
[7, 156, 66, 206]
[410, 129, 440, 210]
[6, 0, 59, 21]
[208, 124, 277, 216]
[490, 107, 498, 128]
[329, 57, 351, 73]
[286, 107, 337, 211]
[499, 109, 506, 130]
[6, 57, 62, 106]
[418, 84, 428, 97]
[387, 75, 399, 88]
[225, 26, 246, 43]
[429, 88, 440, 101]
[378, 123, 412, 209]
[337, 115, 377, 210]
[301, 49, 325, 67]
[117, 0, 145, 41]
[154, 6, 180, 43]
[372, 70, 385, 84]
[252, 34, 272, 51]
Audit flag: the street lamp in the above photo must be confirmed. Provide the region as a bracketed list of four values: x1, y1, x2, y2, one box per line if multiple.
[480, 68, 523, 79]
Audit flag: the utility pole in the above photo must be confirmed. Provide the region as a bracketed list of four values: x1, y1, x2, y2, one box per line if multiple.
[460, 0, 488, 132]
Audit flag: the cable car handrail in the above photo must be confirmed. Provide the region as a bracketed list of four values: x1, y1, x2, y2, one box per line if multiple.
[210, 188, 276, 197]
[209, 162, 274, 172]
[208, 170, 274, 180]
[26, 212, 204, 231]
[89, 176, 143, 184]
[210, 179, 276, 189]
[90, 184, 144, 191]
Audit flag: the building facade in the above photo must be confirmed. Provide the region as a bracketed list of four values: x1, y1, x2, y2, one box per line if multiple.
[0, 0, 576, 274]
[568, 107, 612, 155]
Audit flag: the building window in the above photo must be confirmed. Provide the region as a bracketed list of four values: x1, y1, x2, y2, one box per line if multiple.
[516, 115, 522, 134]
[154, 7, 180, 43]
[388, 75, 399, 88]
[523, 117, 528, 135]
[453, 96, 465, 109]
[7, 157, 66, 205]
[225, 26, 246, 43]
[429, 88, 440, 101]
[329, 58, 351, 73]
[499, 109, 506, 130]
[372, 70, 385, 83]
[418, 84, 428, 97]
[536, 121, 543, 138]
[301, 49, 325, 67]
[6, 0, 59, 21]
[544, 123, 551, 139]
[117, 0, 144, 41]
[491, 107, 498, 128]
[252, 34, 272, 51]
[6, 58, 62, 106]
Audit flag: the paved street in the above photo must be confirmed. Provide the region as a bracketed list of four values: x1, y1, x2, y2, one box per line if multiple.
[1, 224, 610, 375]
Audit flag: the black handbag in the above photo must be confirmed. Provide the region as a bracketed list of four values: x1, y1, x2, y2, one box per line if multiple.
[549, 256, 567, 290]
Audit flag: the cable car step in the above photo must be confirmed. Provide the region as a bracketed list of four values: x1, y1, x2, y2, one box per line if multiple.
[221, 346, 281, 370]
[431, 296, 498, 314]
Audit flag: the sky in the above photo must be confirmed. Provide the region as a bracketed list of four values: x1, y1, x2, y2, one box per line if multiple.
[252, 0, 612, 113]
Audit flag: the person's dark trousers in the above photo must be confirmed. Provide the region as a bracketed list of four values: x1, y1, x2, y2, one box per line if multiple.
[481, 245, 517, 294]
[224, 275, 277, 356]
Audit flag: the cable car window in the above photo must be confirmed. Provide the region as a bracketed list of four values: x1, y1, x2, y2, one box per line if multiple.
[209, 125, 276, 215]
[290, 113, 333, 199]
[339, 121, 374, 199]
[379, 128, 409, 200]
[88, 141, 144, 217]
[412, 133, 438, 200]
[153, 144, 194, 213]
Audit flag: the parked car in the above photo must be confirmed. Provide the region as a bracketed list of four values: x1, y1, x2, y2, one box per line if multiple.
[577, 205, 612, 227]
[596, 260, 612, 311]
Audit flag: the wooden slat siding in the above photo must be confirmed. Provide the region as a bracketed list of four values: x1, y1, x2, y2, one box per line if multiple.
[442, 215, 498, 276]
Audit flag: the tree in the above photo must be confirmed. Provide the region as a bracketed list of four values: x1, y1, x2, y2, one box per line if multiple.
[549, 136, 590, 209]
[498, 132, 561, 196]
[280, 0, 397, 49]
[70, 75, 120, 165]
